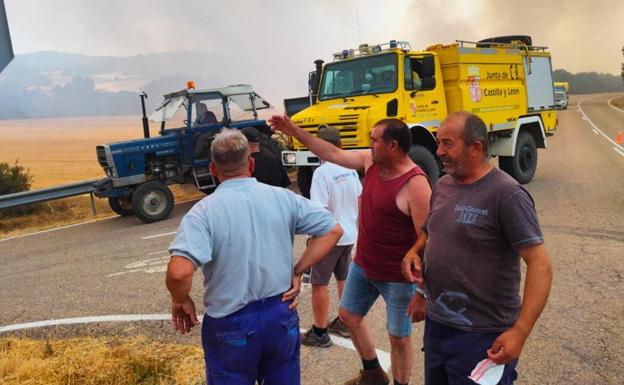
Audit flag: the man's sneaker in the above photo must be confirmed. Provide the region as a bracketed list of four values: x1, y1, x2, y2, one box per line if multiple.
[342, 367, 389, 385]
[328, 316, 351, 338]
[301, 327, 333, 347]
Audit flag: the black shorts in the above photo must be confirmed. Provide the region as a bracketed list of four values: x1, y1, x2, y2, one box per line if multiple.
[310, 245, 353, 285]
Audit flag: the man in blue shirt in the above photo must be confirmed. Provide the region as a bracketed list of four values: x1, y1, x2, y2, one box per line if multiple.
[166, 129, 343, 385]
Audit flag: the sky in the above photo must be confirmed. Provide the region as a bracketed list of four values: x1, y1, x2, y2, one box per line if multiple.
[3, 0, 623, 102]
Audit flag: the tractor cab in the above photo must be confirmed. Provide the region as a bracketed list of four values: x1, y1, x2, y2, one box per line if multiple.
[149, 84, 272, 166]
[95, 84, 273, 223]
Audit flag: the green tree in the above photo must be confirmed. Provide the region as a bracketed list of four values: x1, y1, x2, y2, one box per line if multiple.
[554, 69, 624, 94]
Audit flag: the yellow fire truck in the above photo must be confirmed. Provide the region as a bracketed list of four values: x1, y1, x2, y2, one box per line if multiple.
[283, 35, 557, 195]
[554, 81, 569, 109]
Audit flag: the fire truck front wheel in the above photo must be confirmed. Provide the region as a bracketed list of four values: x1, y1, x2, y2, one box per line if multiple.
[499, 131, 537, 185]
[131, 181, 175, 223]
[108, 196, 134, 216]
[408, 145, 440, 184]
[297, 166, 315, 199]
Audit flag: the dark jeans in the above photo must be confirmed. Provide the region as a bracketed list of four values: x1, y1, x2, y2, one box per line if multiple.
[201, 295, 300, 385]
[424, 317, 518, 385]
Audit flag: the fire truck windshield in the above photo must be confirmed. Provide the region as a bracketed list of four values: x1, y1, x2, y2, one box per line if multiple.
[319, 53, 398, 100]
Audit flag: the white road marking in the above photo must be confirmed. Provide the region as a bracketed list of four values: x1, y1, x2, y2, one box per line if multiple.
[0, 314, 171, 333]
[141, 231, 176, 240]
[614, 147, 624, 157]
[106, 255, 170, 277]
[0, 219, 105, 243]
[578, 96, 624, 153]
[328, 333, 391, 371]
[592, 129, 599, 135]
[607, 96, 624, 114]
[0, 314, 391, 370]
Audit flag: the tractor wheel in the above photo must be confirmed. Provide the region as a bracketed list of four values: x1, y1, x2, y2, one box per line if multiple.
[131, 181, 174, 223]
[108, 196, 134, 216]
[407, 145, 440, 185]
[499, 131, 537, 184]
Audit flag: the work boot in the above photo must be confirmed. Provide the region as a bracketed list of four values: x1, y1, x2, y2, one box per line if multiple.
[343, 367, 389, 385]
[328, 316, 351, 338]
[301, 327, 333, 347]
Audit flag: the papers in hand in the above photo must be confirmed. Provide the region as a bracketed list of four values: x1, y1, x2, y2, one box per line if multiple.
[468, 358, 504, 385]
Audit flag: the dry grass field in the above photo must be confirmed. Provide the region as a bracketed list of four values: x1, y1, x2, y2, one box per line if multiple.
[0, 336, 205, 385]
[1, 116, 164, 189]
[0, 116, 203, 236]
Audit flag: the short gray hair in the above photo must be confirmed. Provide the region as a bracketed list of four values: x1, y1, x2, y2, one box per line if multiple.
[210, 129, 250, 169]
[317, 125, 341, 147]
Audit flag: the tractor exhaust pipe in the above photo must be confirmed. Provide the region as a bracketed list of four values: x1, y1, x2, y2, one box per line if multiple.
[139, 91, 150, 138]
[311, 59, 324, 103]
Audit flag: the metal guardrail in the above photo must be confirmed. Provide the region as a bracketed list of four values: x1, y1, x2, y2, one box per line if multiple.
[0, 179, 100, 212]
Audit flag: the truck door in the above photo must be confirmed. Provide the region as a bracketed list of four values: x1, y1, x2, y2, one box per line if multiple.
[403, 55, 446, 131]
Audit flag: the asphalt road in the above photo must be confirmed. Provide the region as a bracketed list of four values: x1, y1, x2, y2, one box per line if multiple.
[1, 93, 623, 384]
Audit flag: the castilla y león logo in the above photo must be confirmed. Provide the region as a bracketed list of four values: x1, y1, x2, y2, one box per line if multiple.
[467, 65, 482, 103]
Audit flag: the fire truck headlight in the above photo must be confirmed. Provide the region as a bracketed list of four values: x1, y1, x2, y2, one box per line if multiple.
[283, 153, 297, 165]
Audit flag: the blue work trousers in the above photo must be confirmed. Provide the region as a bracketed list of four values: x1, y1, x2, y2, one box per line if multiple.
[424, 317, 518, 385]
[201, 295, 300, 385]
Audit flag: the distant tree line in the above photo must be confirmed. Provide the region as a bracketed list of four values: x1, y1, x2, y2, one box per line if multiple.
[553, 69, 624, 94]
[0, 75, 139, 119]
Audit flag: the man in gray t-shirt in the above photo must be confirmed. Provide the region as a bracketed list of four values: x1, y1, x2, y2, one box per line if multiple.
[402, 112, 553, 385]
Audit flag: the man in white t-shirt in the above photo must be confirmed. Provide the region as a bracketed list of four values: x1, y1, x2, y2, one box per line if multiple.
[301, 125, 363, 348]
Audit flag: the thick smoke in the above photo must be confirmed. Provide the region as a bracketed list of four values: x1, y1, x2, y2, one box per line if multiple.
[3, 0, 623, 111]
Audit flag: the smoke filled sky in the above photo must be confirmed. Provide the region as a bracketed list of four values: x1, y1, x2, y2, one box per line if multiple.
[4, 0, 623, 102]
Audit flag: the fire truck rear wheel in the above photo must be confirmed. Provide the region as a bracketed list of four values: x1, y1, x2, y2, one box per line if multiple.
[499, 131, 537, 184]
[108, 196, 134, 216]
[131, 181, 175, 223]
[408, 145, 440, 184]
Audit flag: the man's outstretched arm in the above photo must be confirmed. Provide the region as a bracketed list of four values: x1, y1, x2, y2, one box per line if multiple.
[269, 115, 370, 171]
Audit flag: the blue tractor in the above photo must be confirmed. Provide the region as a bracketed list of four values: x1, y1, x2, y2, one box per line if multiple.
[94, 84, 272, 223]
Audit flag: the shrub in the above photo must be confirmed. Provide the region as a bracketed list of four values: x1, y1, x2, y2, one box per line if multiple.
[0, 160, 38, 217]
[0, 160, 32, 195]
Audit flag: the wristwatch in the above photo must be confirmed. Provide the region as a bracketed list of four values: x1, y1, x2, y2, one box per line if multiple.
[415, 286, 427, 298]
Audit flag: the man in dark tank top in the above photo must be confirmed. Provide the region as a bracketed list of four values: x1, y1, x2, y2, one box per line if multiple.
[270, 115, 431, 385]
[402, 112, 553, 385]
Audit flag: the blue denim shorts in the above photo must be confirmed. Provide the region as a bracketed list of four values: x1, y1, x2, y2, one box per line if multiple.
[201, 295, 300, 385]
[339, 262, 416, 337]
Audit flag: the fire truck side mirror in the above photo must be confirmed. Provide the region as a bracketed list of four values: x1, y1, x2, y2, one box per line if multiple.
[308, 72, 316, 92]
